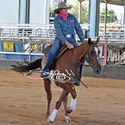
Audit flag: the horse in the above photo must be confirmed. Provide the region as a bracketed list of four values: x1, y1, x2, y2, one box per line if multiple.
[11, 37, 101, 123]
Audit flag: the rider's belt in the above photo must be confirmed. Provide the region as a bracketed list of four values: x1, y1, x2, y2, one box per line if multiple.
[65, 34, 72, 38]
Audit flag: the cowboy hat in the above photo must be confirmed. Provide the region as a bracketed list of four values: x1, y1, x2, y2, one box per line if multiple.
[54, 2, 71, 14]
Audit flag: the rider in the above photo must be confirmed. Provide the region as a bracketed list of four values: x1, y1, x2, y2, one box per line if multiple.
[41, 2, 85, 86]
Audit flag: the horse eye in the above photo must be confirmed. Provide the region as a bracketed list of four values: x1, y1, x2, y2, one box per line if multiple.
[90, 51, 94, 55]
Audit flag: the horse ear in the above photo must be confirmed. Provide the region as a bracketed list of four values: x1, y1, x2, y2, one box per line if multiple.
[88, 38, 91, 45]
[94, 37, 100, 45]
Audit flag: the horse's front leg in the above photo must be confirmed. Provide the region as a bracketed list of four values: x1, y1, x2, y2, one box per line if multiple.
[63, 92, 68, 116]
[62, 92, 72, 123]
[67, 85, 77, 114]
[49, 89, 68, 122]
[44, 79, 52, 120]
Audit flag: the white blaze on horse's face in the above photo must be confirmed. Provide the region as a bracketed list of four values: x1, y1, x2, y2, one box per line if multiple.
[87, 45, 101, 74]
[94, 47, 98, 55]
[94, 47, 99, 59]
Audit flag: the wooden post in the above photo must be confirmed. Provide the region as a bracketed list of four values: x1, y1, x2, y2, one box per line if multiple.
[78, 0, 84, 23]
[104, 40, 108, 65]
[104, 0, 108, 35]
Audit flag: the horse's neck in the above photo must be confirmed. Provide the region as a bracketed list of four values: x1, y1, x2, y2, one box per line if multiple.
[73, 43, 87, 61]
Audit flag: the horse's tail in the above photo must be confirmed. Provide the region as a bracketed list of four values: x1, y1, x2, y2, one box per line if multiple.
[11, 58, 42, 73]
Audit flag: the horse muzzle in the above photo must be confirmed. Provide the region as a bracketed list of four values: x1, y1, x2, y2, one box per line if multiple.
[95, 66, 101, 74]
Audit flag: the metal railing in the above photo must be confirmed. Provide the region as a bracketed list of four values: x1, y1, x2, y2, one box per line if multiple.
[0, 24, 89, 42]
[1, 23, 125, 41]
[99, 23, 125, 39]
[0, 24, 89, 62]
[0, 23, 125, 63]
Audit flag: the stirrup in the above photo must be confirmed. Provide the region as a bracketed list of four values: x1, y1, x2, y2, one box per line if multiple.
[40, 71, 50, 79]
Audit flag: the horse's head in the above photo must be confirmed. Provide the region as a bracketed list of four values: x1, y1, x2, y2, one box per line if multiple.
[84, 37, 101, 74]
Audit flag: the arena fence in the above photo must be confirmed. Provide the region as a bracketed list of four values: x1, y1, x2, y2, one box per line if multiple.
[99, 23, 125, 39]
[0, 24, 125, 65]
[0, 24, 89, 62]
[99, 23, 125, 65]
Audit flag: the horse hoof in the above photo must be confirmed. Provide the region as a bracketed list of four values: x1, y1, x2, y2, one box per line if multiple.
[49, 120, 54, 123]
[66, 109, 72, 114]
[65, 116, 71, 123]
[44, 117, 48, 120]
[66, 119, 71, 124]
[44, 115, 49, 120]
[66, 107, 73, 114]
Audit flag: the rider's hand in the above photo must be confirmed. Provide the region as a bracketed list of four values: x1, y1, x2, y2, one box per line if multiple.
[65, 41, 74, 49]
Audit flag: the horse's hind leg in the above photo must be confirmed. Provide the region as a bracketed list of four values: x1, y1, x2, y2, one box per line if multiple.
[49, 89, 68, 122]
[44, 79, 52, 119]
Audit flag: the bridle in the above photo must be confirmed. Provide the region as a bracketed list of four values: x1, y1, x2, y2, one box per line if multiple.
[71, 44, 99, 65]
[85, 44, 95, 62]
[85, 44, 99, 68]
[71, 49, 83, 65]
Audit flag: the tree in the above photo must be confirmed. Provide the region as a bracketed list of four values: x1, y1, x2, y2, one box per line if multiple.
[100, 8, 118, 23]
[68, 1, 88, 24]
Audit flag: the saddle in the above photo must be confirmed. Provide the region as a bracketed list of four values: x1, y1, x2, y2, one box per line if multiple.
[44, 43, 68, 70]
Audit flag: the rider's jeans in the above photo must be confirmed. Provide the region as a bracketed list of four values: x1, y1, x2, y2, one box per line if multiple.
[42, 39, 60, 71]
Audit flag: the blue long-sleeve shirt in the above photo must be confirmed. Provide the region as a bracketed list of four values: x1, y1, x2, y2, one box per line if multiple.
[54, 13, 85, 44]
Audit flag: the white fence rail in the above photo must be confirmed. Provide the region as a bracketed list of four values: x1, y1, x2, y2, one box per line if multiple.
[0, 24, 89, 43]
[0, 24, 125, 63]
[1, 23, 125, 41]
[99, 23, 125, 39]
[0, 24, 89, 62]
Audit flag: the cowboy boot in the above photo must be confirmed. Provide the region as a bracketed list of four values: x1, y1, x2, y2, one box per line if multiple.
[74, 79, 80, 86]
[74, 61, 85, 86]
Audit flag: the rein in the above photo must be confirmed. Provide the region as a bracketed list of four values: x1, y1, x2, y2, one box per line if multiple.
[71, 48, 88, 88]
[71, 44, 90, 64]
[85, 44, 98, 63]
[71, 44, 99, 69]
[71, 49, 83, 65]
[85, 44, 90, 62]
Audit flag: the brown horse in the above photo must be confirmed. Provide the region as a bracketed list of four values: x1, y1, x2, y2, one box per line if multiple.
[11, 37, 101, 123]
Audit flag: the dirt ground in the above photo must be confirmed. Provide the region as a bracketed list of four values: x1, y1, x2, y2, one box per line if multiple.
[0, 70, 125, 125]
